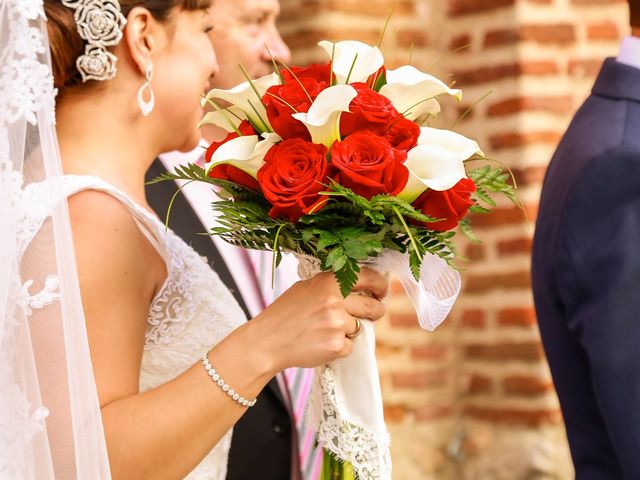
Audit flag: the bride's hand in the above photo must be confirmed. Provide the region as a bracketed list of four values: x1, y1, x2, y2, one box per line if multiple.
[246, 267, 389, 372]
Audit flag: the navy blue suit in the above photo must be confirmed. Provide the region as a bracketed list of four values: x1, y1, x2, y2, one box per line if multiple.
[532, 58, 640, 478]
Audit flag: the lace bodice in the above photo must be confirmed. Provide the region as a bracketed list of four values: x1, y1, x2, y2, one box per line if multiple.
[63, 175, 247, 479]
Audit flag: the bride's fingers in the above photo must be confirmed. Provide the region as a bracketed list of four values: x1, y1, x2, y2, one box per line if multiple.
[344, 294, 385, 321]
[352, 267, 389, 300]
[337, 337, 354, 358]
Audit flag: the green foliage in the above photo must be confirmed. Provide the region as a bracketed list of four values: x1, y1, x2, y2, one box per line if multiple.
[469, 165, 517, 206]
[152, 161, 517, 296]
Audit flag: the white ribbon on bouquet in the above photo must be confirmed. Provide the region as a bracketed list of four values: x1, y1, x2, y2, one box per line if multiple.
[297, 250, 460, 480]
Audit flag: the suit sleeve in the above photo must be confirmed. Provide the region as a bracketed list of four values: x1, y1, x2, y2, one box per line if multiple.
[556, 146, 640, 476]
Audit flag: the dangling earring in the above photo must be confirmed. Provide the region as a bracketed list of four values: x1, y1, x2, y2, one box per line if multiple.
[137, 62, 155, 117]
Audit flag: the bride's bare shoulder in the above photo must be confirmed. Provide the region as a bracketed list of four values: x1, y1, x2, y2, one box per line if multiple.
[67, 189, 152, 268]
[67, 189, 166, 405]
[66, 188, 165, 318]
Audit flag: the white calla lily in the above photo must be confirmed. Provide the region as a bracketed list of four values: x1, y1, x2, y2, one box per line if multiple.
[380, 65, 462, 121]
[202, 72, 280, 132]
[197, 106, 247, 131]
[400, 127, 483, 202]
[292, 84, 357, 148]
[318, 40, 384, 84]
[204, 132, 282, 178]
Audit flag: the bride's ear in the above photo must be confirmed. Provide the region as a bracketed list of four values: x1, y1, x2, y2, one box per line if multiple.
[122, 7, 164, 76]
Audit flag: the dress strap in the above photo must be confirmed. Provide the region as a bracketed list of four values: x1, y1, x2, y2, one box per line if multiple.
[60, 175, 167, 261]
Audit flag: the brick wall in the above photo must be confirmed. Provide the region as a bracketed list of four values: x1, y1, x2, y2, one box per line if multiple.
[278, 0, 628, 478]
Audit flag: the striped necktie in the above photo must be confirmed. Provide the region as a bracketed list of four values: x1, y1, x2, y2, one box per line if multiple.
[284, 367, 323, 480]
[249, 250, 323, 480]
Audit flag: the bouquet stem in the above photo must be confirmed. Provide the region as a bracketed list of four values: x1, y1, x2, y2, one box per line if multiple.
[320, 449, 357, 480]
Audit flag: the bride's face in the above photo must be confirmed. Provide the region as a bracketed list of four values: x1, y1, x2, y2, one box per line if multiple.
[153, 9, 218, 151]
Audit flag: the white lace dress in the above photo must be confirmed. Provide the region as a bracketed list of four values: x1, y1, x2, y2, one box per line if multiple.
[63, 175, 247, 479]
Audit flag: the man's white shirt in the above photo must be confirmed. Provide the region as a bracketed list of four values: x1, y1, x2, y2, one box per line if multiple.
[617, 35, 640, 70]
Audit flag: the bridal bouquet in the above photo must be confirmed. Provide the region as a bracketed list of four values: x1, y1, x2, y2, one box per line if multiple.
[152, 39, 515, 480]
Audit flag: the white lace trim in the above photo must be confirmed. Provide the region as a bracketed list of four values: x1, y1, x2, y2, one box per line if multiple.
[0, 0, 55, 127]
[297, 254, 392, 480]
[307, 366, 392, 479]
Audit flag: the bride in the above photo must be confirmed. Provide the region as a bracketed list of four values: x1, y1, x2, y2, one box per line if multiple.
[1, 0, 388, 478]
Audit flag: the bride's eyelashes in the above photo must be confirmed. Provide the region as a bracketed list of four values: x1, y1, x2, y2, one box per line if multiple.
[204, 24, 215, 34]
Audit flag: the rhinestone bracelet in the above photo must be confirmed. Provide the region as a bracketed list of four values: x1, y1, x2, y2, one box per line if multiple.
[201, 353, 257, 408]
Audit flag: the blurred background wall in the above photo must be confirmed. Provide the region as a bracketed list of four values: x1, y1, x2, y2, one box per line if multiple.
[278, 1, 628, 478]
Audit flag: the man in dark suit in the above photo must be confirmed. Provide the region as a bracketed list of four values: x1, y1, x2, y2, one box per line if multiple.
[146, 1, 301, 478]
[532, 2, 640, 477]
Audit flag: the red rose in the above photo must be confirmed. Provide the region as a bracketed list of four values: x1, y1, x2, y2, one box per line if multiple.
[208, 164, 260, 191]
[330, 131, 409, 199]
[204, 120, 256, 163]
[412, 178, 476, 231]
[257, 138, 330, 222]
[281, 62, 334, 85]
[383, 116, 420, 151]
[340, 82, 400, 137]
[263, 76, 327, 141]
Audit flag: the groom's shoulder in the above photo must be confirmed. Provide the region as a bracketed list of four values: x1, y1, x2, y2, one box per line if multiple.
[537, 94, 639, 219]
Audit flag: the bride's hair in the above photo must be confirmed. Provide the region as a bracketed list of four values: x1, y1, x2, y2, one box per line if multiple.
[44, 0, 210, 93]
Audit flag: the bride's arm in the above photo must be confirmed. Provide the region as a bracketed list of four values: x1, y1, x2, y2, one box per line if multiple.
[69, 191, 387, 480]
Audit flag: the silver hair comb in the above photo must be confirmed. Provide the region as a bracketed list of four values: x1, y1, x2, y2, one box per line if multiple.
[62, 0, 127, 82]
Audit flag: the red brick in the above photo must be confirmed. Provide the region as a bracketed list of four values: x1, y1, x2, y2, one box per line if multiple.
[519, 60, 560, 75]
[389, 311, 420, 328]
[568, 58, 604, 77]
[490, 131, 563, 150]
[283, 28, 380, 50]
[464, 271, 532, 293]
[510, 166, 548, 187]
[411, 344, 449, 360]
[521, 24, 576, 43]
[587, 21, 620, 40]
[571, 0, 625, 4]
[463, 405, 562, 426]
[487, 96, 574, 116]
[453, 61, 558, 85]
[326, 0, 415, 16]
[449, 0, 515, 16]
[503, 375, 554, 395]
[384, 404, 407, 423]
[484, 25, 575, 47]
[483, 29, 519, 47]
[497, 237, 533, 256]
[469, 204, 538, 228]
[456, 104, 475, 121]
[465, 243, 486, 261]
[391, 370, 448, 389]
[452, 64, 517, 85]
[464, 341, 544, 362]
[449, 34, 472, 51]
[460, 309, 487, 329]
[375, 342, 403, 358]
[465, 373, 494, 394]
[498, 307, 537, 327]
[414, 404, 454, 422]
[397, 29, 429, 48]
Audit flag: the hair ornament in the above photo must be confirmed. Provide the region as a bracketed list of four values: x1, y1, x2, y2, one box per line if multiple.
[62, 0, 127, 82]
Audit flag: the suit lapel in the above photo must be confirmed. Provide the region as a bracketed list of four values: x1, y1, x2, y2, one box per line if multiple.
[145, 158, 287, 406]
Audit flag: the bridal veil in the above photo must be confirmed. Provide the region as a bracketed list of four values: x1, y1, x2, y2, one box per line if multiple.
[0, 0, 110, 477]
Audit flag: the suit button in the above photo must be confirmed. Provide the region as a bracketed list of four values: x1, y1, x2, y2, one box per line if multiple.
[272, 418, 290, 435]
